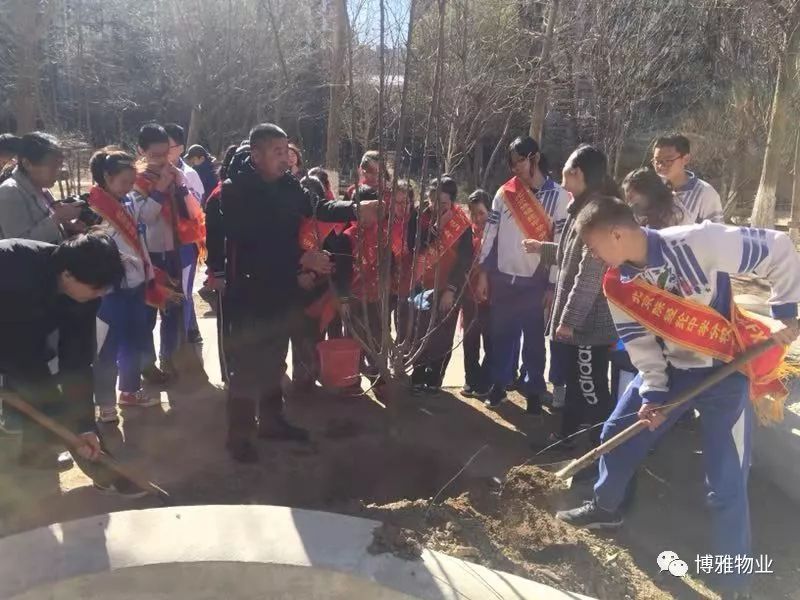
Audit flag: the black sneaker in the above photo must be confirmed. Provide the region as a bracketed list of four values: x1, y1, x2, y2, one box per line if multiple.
[525, 394, 543, 415]
[424, 384, 442, 395]
[556, 499, 623, 530]
[411, 383, 427, 396]
[188, 329, 203, 344]
[142, 363, 171, 386]
[258, 416, 310, 442]
[226, 439, 259, 463]
[461, 385, 489, 399]
[94, 479, 149, 499]
[484, 386, 507, 409]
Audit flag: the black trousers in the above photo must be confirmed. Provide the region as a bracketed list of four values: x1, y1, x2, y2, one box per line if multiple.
[222, 303, 291, 442]
[2, 366, 116, 487]
[561, 344, 612, 443]
[461, 298, 491, 390]
[410, 296, 460, 387]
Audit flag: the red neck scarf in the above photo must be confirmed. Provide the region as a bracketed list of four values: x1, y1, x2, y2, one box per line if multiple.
[87, 185, 182, 309]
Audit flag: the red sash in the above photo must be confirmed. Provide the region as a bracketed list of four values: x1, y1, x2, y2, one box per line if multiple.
[299, 218, 343, 332]
[604, 268, 792, 424]
[467, 223, 484, 302]
[414, 205, 471, 283]
[499, 176, 553, 241]
[87, 186, 182, 310]
[299, 219, 343, 251]
[134, 169, 206, 252]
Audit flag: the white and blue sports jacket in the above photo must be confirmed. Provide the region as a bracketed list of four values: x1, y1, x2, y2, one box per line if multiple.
[675, 171, 723, 224]
[479, 177, 570, 282]
[611, 223, 800, 404]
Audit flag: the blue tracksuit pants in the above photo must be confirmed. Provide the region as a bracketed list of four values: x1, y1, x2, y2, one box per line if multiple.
[95, 284, 149, 407]
[594, 368, 752, 591]
[488, 272, 547, 395]
[146, 251, 182, 363]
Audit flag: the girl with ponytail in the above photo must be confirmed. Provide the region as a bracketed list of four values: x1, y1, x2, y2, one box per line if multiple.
[88, 146, 179, 422]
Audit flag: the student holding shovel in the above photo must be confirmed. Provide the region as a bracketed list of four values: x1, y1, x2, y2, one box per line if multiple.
[551, 196, 800, 599]
[0, 232, 147, 497]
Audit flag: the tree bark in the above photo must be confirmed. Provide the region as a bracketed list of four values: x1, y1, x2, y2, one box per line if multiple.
[528, 0, 560, 141]
[263, 0, 292, 126]
[325, 0, 348, 170]
[187, 104, 203, 147]
[11, 0, 49, 132]
[750, 26, 800, 228]
[482, 112, 512, 189]
[790, 127, 800, 242]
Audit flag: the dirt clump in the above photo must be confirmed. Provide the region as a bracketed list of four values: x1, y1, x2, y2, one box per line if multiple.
[368, 523, 424, 560]
[357, 465, 671, 600]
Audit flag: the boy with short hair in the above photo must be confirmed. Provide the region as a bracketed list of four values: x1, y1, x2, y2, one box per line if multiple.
[0, 233, 146, 496]
[556, 196, 800, 598]
[163, 123, 205, 346]
[652, 133, 723, 224]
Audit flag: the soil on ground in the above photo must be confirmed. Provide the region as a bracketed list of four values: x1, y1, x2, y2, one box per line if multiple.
[1, 289, 799, 600]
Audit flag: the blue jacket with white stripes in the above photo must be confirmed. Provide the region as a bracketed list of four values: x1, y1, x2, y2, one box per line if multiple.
[611, 223, 800, 404]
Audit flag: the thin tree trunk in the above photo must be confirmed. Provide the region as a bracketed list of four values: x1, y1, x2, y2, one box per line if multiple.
[529, 0, 560, 141]
[482, 112, 512, 189]
[790, 127, 800, 242]
[473, 139, 484, 188]
[12, 0, 47, 132]
[187, 104, 203, 146]
[750, 26, 800, 228]
[263, 0, 292, 126]
[325, 0, 348, 171]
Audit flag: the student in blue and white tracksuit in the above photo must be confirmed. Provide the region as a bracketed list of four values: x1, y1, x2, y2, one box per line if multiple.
[89, 149, 163, 424]
[476, 136, 569, 412]
[557, 197, 800, 597]
[164, 124, 205, 345]
[653, 133, 723, 224]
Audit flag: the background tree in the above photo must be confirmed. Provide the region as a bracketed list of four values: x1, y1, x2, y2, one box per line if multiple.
[749, 0, 800, 227]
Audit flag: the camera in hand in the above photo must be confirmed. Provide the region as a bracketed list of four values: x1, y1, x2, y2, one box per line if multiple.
[60, 193, 103, 227]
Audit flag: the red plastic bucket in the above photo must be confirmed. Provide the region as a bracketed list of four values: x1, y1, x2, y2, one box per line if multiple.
[316, 338, 362, 388]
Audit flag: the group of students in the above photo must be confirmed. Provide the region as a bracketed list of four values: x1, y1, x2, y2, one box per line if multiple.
[205, 128, 798, 599]
[0, 124, 218, 473]
[1, 122, 799, 599]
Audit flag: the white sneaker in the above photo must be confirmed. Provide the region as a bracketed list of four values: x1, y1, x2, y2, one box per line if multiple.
[118, 390, 161, 408]
[552, 385, 566, 409]
[97, 407, 119, 423]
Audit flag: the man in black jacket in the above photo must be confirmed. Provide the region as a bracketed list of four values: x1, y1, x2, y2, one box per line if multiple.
[0, 233, 145, 496]
[206, 123, 376, 463]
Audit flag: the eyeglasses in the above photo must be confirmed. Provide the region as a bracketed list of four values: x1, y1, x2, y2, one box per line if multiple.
[652, 155, 684, 168]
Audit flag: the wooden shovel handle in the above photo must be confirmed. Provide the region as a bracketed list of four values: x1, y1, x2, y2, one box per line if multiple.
[1, 391, 170, 503]
[555, 336, 780, 480]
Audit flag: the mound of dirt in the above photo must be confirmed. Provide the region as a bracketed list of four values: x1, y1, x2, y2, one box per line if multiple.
[356, 465, 670, 600]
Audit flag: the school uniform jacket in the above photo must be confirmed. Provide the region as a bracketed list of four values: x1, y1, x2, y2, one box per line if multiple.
[479, 177, 570, 281]
[612, 223, 800, 404]
[675, 171, 723, 224]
